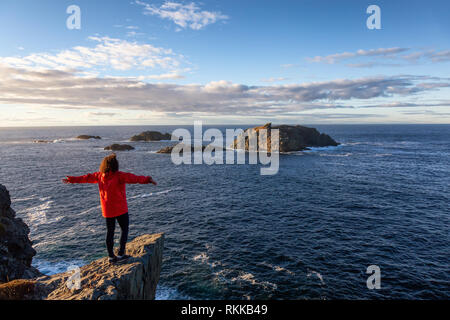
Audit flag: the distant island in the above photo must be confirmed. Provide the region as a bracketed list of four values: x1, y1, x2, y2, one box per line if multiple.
[130, 131, 173, 142]
[77, 135, 101, 140]
[157, 144, 207, 154]
[104, 144, 135, 151]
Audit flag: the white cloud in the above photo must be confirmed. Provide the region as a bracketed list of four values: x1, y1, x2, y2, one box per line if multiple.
[428, 50, 450, 62]
[135, 1, 228, 30]
[141, 72, 185, 80]
[308, 47, 450, 67]
[0, 36, 183, 72]
[86, 112, 117, 117]
[307, 47, 408, 64]
[261, 77, 289, 83]
[1, 64, 448, 117]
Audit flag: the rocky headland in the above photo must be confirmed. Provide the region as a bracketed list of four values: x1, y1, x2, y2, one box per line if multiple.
[0, 184, 164, 300]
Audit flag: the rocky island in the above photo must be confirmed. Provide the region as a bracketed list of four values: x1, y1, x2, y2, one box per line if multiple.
[77, 135, 102, 140]
[157, 144, 207, 154]
[232, 123, 339, 152]
[130, 131, 174, 142]
[0, 184, 164, 300]
[104, 144, 135, 151]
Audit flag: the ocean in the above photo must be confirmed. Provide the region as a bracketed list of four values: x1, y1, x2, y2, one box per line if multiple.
[0, 124, 448, 299]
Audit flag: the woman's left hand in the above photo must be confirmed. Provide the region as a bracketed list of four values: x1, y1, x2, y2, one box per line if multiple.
[148, 177, 157, 185]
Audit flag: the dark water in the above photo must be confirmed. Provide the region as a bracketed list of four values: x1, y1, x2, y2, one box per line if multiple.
[0, 124, 448, 300]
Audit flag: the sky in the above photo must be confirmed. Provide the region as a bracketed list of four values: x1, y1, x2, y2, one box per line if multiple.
[0, 0, 449, 126]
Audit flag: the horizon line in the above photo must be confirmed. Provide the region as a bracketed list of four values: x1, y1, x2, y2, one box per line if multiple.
[1, 123, 450, 129]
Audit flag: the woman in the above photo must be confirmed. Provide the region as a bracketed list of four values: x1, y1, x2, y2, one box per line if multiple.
[62, 153, 157, 263]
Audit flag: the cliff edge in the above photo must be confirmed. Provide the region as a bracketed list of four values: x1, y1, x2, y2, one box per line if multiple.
[0, 184, 164, 300]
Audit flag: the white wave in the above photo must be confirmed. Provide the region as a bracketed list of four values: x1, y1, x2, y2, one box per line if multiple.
[193, 251, 222, 268]
[24, 200, 54, 224]
[319, 152, 352, 157]
[75, 205, 101, 216]
[304, 145, 342, 152]
[282, 151, 306, 156]
[129, 187, 184, 200]
[31, 238, 60, 249]
[374, 153, 392, 157]
[11, 194, 37, 202]
[51, 137, 78, 143]
[32, 259, 85, 276]
[341, 142, 363, 146]
[259, 261, 295, 275]
[307, 270, 325, 285]
[155, 285, 191, 300]
[193, 252, 209, 263]
[231, 272, 278, 290]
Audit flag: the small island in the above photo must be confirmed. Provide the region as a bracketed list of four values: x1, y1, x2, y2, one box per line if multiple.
[77, 135, 101, 140]
[156, 144, 207, 154]
[130, 131, 174, 142]
[104, 144, 135, 151]
[33, 140, 51, 144]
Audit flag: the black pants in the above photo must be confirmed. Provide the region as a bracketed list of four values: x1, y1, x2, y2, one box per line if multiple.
[105, 212, 129, 257]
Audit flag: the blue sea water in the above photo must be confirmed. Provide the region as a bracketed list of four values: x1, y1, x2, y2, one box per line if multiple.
[0, 124, 448, 300]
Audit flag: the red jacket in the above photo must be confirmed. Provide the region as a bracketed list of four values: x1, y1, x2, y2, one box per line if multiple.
[67, 171, 151, 218]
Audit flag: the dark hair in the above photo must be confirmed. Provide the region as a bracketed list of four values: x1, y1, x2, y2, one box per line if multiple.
[99, 153, 119, 173]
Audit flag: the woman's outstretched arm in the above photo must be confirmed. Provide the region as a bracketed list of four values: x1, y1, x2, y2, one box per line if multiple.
[119, 172, 157, 185]
[62, 173, 99, 184]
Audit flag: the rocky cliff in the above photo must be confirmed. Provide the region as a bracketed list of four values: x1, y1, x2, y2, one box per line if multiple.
[0, 185, 40, 282]
[0, 185, 164, 300]
[232, 123, 339, 152]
